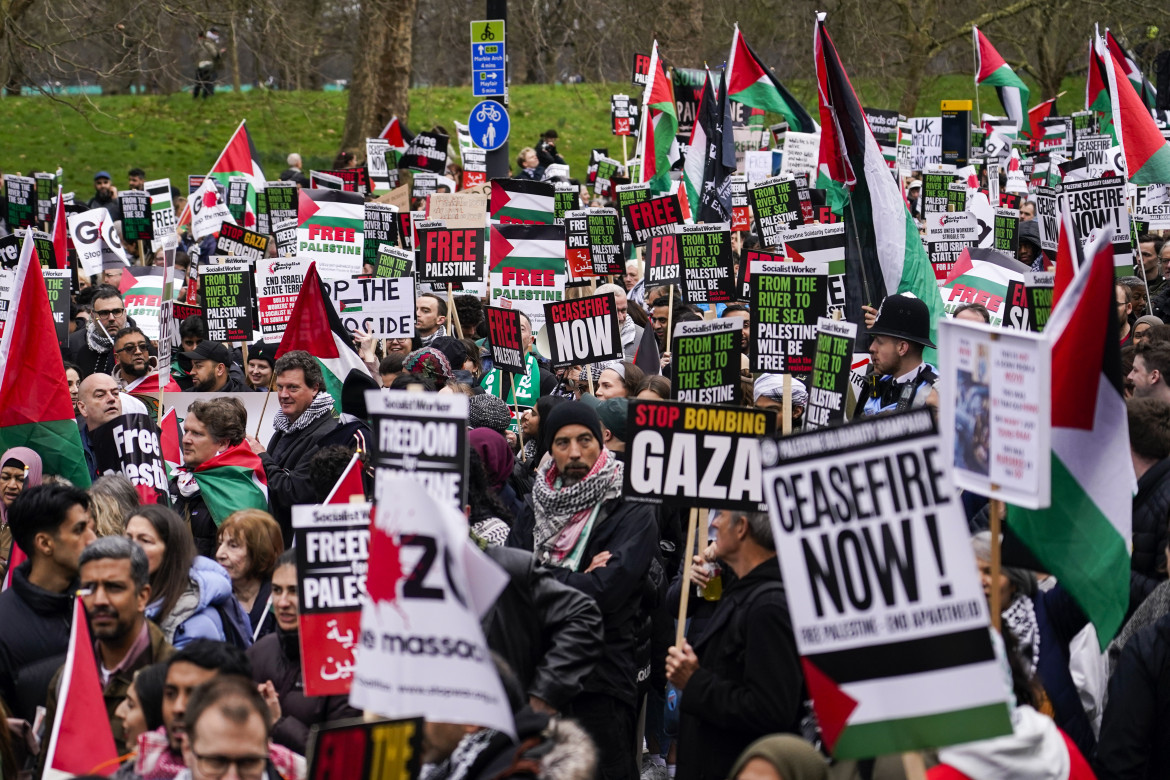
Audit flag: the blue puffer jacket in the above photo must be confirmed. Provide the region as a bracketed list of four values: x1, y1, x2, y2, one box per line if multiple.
[146, 556, 253, 649]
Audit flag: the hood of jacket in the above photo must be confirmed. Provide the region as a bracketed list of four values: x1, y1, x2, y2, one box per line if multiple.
[937, 705, 1069, 780]
[188, 555, 234, 611]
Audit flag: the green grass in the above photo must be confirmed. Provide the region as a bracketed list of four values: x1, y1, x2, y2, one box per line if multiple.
[0, 73, 1088, 196]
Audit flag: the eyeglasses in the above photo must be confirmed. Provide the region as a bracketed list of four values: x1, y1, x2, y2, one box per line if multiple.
[117, 342, 149, 354]
[94, 307, 125, 319]
[192, 752, 268, 779]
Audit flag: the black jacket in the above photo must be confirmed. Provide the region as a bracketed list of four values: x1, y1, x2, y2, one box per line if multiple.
[1096, 612, 1170, 779]
[170, 486, 218, 559]
[1131, 458, 1170, 609]
[248, 628, 360, 755]
[261, 410, 340, 545]
[482, 546, 604, 711]
[507, 495, 658, 708]
[676, 557, 803, 780]
[0, 561, 76, 722]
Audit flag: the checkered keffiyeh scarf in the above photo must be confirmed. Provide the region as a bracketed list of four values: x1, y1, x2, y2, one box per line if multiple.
[532, 447, 623, 565]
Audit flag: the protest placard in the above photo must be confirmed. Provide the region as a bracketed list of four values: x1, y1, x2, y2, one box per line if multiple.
[0, 267, 12, 338]
[488, 224, 565, 331]
[621, 193, 682, 246]
[554, 182, 579, 227]
[749, 175, 801, 247]
[365, 390, 469, 510]
[119, 190, 153, 242]
[1129, 183, 1170, 230]
[925, 212, 979, 282]
[415, 223, 484, 283]
[563, 210, 597, 284]
[3, 175, 35, 229]
[367, 138, 394, 193]
[225, 177, 249, 224]
[779, 222, 847, 313]
[190, 177, 234, 239]
[43, 269, 70, 347]
[729, 175, 751, 232]
[272, 218, 297, 257]
[321, 275, 415, 338]
[677, 223, 734, 304]
[254, 186, 269, 238]
[34, 173, 54, 223]
[1002, 279, 1030, 330]
[485, 306, 525, 374]
[1057, 177, 1133, 275]
[805, 317, 856, 429]
[67, 207, 127, 278]
[200, 261, 255, 342]
[625, 400, 776, 510]
[938, 318, 1050, 506]
[90, 413, 168, 503]
[462, 149, 486, 188]
[779, 131, 820, 180]
[671, 318, 743, 405]
[1025, 271, 1054, 332]
[350, 477, 513, 736]
[615, 183, 650, 245]
[255, 257, 310, 340]
[363, 203, 399, 269]
[736, 246, 781, 302]
[744, 151, 773, 184]
[939, 249, 1023, 326]
[611, 94, 634, 136]
[373, 245, 413, 278]
[146, 178, 178, 251]
[759, 409, 1012, 758]
[910, 117, 942, 170]
[298, 189, 366, 277]
[292, 502, 369, 697]
[123, 267, 164, 342]
[647, 232, 683, 290]
[400, 131, 449, 174]
[306, 717, 423, 780]
[993, 208, 1019, 259]
[921, 169, 953, 215]
[216, 222, 269, 262]
[266, 180, 298, 226]
[1032, 187, 1058, 255]
[749, 261, 827, 374]
[1073, 133, 1111, 178]
[543, 293, 623, 369]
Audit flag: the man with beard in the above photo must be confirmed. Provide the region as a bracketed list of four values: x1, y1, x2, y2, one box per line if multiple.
[112, 326, 162, 392]
[39, 536, 173, 760]
[67, 285, 132, 377]
[182, 341, 248, 392]
[89, 170, 122, 222]
[507, 401, 657, 780]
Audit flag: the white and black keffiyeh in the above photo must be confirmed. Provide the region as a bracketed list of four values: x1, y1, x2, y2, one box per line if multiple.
[273, 391, 335, 433]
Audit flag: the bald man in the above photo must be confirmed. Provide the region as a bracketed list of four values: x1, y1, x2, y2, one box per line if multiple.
[595, 283, 643, 360]
[76, 374, 149, 479]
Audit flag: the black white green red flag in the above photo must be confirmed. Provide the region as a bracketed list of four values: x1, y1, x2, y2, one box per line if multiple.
[636, 41, 679, 195]
[726, 24, 817, 134]
[973, 27, 1030, 130]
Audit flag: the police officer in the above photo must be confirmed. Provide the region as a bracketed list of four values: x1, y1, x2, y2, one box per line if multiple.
[855, 294, 938, 417]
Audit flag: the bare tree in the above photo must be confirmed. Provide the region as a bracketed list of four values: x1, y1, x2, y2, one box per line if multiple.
[339, 0, 417, 155]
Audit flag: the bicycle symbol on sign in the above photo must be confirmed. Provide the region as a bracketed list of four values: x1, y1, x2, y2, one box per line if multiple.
[479, 24, 495, 41]
[476, 103, 502, 123]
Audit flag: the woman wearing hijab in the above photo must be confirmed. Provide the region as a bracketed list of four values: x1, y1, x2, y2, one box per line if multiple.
[0, 446, 42, 578]
[727, 735, 827, 780]
[469, 428, 523, 519]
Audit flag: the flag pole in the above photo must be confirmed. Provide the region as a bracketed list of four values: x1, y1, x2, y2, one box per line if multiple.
[989, 497, 1003, 632]
[675, 506, 700, 646]
[972, 27, 982, 126]
[255, 388, 270, 439]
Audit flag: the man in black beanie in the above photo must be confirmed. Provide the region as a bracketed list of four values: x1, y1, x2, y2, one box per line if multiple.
[507, 401, 657, 780]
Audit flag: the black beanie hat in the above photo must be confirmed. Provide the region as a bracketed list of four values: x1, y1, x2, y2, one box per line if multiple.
[543, 400, 603, 446]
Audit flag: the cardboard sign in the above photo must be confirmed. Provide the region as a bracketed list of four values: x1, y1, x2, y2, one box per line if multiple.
[415, 224, 484, 283]
[1057, 177, 1133, 274]
[273, 218, 298, 258]
[677, 223, 735, 304]
[200, 261, 255, 342]
[400, 131, 450, 174]
[216, 222, 269, 262]
[611, 94, 635, 136]
[1033, 187, 1058, 253]
[553, 182, 579, 227]
[462, 149, 487, 188]
[322, 275, 415, 338]
[488, 224, 566, 332]
[749, 175, 801, 247]
[293, 502, 370, 697]
[625, 399, 776, 511]
[921, 169, 953, 215]
[190, 177, 234, 240]
[90, 413, 168, 503]
[992, 208, 1020, 258]
[622, 193, 683, 246]
[910, 116, 943, 170]
[363, 203, 400, 268]
[1073, 133, 1112, 178]
[938, 318, 1050, 507]
[373, 245, 413, 278]
[67, 207, 127, 278]
[123, 268, 165, 342]
[805, 317, 857, 429]
[1025, 271, 1053, 332]
[647, 232, 683, 289]
[119, 190, 153, 242]
[365, 390, 470, 511]
[615, 183, 651, 245]
[367, 138, 394, 193]
[298, 189, 366, 277]
[779, 222, 847, 313]
[543, 293, 623, 369]
[671, 318, 743, 405]
[306, 717, 423, 780]
[730, 176, 751, 232]
[485, 306, 525, 374]
[760, 409, 1012, 758]
[779, 132, 820, 181]
[3, 175, 35, 229]
[1003, 279, 1029, 330]
[146, 179, 178, 252]
[34, 173, 54, 223]
[266, 181, 299, 226]
[631, 52, 651, 87]
[226, 177, 249, 224]
[749, 261, 828, 374]
[925, 212, 979, 282]
[565, 208, 620, 278]
[255, 257, 311, 340]
[43, 269, 70, 347]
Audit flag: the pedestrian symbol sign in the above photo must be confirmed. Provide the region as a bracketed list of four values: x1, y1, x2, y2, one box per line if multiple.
[468, 100, 510, 152]
[470, 20, 506, 99]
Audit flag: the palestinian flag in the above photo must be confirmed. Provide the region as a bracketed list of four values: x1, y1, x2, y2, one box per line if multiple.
[1, 542, 25, 590]
[50, 186, 68, 269]
[0, 235, 90, 487]
[682, 69, 716, 218]
[297, 188, 365, 268]
[159, 407, 183, 480]
[277, 261, 367, 410]
[1027, 96, 1059, 141]
[488, 224, 566, 325]
[1087, 36, 1114, 139]
[1009, 215, 1132, 647]
[40, 597, 119, 780]
[814, 14, 944, 361]
[179, 120, 266, 231]
[490, 179, 555, 224]
[1106, 30, 1157, 110]
[973, 27, 1030, 130]
[325, 452, 365, 504]
[727, 24, 817, 133]
[1101, 38, 1170, 186]
[190, 440, 270, 526]
[379, 116, 411, 148]
[637, 41, 679, 194]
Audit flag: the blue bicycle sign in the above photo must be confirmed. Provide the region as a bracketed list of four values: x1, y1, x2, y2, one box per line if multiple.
[468, 100, 510, 152]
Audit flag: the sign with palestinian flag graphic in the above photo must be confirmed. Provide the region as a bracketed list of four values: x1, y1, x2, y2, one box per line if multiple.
[939, 247, 1024, 326]
[490, 178, 555, 224]
[779, 222, 847, 313]
[297, 189, 366, 277]
[489, 224, 566, 331]
[761, 409, 1012, 758]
